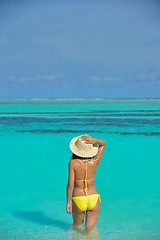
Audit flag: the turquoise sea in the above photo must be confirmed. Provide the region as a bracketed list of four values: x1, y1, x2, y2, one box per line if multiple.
[0, 99, 160, 240]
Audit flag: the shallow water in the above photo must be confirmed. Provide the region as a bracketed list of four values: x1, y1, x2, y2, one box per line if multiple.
[0, 99, 160, 239]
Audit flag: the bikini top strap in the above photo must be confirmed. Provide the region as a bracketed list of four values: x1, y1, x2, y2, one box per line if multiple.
[84, 161, 88, 195]
[83, 158, 91, 195]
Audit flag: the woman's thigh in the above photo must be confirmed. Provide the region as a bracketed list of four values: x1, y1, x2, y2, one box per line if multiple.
[85, 199, 100, 230]
[72, 200, 85, 226]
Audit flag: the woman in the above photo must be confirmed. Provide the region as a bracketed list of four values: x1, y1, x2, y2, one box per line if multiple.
[66, 134, 106, 232]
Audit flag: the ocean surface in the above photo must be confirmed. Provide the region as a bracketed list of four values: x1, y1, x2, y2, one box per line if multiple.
[0, 99, 160, 240]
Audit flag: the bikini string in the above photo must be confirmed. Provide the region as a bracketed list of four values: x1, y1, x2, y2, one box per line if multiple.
[84, 161, 88, 195]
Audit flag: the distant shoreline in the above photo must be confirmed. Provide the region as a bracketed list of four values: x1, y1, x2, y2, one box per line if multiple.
[0, 98, 160, 100]
[0, 98, 160, 104]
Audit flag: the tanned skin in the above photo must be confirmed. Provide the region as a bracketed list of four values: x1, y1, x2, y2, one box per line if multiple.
[66, 135, 106, 232]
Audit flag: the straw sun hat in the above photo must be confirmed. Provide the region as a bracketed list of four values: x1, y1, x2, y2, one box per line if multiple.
[70, 135, 98, 158]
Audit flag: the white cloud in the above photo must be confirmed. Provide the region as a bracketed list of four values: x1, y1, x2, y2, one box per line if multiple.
[89, 72, 160, 87]
[136, 72, 160, 84]
[89, 75, 124, 84]
[0, 74, 65, 85]
[18, 74, 65, 82]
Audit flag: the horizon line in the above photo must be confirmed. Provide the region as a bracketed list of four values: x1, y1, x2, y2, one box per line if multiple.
[0, 97, 160, 100]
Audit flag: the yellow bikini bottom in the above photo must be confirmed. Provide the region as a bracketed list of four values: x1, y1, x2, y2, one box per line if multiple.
[72, 194, 100, 211]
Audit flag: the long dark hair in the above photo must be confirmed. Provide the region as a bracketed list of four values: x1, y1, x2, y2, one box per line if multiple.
[71, 153, 82, 159]
[71, 153, 92, 160]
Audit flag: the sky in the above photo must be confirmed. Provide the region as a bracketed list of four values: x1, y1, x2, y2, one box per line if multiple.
[0, 0, 160, 98]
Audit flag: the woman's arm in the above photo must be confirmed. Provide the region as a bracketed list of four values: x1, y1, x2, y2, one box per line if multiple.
[82, 135, 106, 147]
[82, 135, 106, 163]
[66, 160, 75, 214]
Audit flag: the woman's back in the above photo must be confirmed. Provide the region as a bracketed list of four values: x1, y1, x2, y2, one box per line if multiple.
[71, 158, 99, 196]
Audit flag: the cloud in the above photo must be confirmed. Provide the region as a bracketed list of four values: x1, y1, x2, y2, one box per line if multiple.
[0, 74, 65, 85]
[135, 72, 160, 85]
[89, 71, 160, 87]
[89, 75, 124, 85]
[17, 74, 65, 83]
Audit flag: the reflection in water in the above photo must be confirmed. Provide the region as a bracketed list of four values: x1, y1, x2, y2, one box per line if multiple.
[68, 224, 100, 240]
[13, 210, 69, 230]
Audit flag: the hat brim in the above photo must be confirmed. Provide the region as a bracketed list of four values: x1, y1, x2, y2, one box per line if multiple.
[70, 136, 98, 158]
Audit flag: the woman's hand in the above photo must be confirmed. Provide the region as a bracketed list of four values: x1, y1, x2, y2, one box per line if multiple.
[81, 135, 95, 144]
[66, 202, 72, 214]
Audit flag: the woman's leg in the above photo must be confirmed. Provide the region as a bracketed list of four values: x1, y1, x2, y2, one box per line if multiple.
[72, 200, 85, 227]
[85, 199, 100, 232]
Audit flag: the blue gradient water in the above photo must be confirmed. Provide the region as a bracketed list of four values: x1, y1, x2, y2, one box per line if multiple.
[0, 99, 160, 240]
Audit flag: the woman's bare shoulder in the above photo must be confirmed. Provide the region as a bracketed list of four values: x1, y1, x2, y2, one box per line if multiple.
[69, 158, 80, 166]
[90, 158, 99, 166]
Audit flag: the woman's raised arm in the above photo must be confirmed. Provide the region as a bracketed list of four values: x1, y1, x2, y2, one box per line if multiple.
[82, 135, 106, 163]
